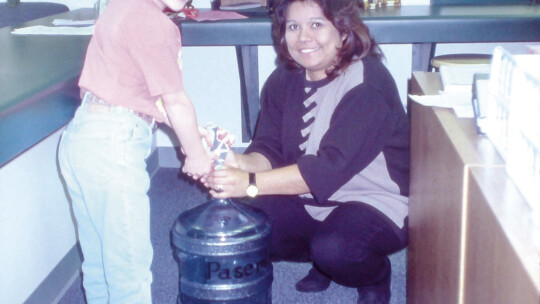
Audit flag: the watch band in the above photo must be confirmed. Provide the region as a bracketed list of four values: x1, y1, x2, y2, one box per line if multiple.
[249, 172, 256, 186]
[246, 172, 259, 198]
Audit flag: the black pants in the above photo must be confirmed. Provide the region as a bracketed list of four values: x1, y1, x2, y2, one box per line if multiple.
[248, 195, 408, 288]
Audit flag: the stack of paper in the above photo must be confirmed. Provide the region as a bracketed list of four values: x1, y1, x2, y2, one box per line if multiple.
[439, 64, 491, 94]
[409, 64, 491, 119]
[220, 0, 264, 10]
[220, 1, 262, 10]
[11, 25, 94, 35]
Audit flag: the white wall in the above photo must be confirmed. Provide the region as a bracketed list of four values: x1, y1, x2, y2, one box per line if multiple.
[155, 45, 278, 149]
[0, 128, 77, 304]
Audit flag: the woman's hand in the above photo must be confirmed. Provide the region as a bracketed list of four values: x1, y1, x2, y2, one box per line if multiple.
[205, 167, 249, 199]
[223, 150, 240, 168]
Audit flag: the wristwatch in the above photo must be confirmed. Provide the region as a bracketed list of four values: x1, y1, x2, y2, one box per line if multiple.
[246, 172, 259, 198]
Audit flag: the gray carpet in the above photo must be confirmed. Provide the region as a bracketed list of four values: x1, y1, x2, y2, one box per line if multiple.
[58, 168, 407, 304]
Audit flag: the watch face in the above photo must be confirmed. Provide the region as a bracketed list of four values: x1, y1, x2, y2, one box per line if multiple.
[246, 185, 259, 197]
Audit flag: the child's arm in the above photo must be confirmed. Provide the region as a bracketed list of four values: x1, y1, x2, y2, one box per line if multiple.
[160, 91, 213, 179]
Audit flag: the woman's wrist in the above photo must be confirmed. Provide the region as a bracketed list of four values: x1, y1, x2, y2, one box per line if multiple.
[237, 152, 272, 173]
[234, 152, 250, 171]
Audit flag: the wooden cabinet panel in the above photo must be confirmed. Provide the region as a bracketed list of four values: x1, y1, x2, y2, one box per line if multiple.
[464, 167, 539, 304]
[407, 72, 539, 304]
[409, 101, 466, 304]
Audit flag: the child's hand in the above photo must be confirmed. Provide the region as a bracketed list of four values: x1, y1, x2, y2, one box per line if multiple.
[180, 126, 213, 156]
[198, 125, 213, 150]
[182, 153, 213, 181]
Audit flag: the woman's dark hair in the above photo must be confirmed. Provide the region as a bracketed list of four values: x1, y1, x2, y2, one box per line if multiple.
[271, 0, 383, 79]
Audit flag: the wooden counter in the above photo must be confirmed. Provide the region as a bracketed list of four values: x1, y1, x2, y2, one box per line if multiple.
[407, 72, 539, 304]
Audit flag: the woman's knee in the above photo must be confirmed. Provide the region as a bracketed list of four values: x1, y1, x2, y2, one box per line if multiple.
[310, 230, 379, 270]
[311, 232, 390, 286]
[310, 231, 350, 266]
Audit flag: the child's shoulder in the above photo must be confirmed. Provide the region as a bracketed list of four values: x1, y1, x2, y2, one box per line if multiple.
[111, 2, 178, 44]
[110, 0, 171, 29]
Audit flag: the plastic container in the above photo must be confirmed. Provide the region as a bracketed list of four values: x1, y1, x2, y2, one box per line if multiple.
[172, 198, 272, 303]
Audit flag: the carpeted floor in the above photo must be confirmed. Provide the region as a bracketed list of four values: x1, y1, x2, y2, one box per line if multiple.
[58, 168, 407, 304]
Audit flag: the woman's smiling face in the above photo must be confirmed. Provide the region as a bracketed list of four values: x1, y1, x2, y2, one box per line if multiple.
[284, 0, 344, 81]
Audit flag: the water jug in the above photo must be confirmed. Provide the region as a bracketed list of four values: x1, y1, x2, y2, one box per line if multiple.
[171, 125, 273, 303]
[172, 198, 272, 303]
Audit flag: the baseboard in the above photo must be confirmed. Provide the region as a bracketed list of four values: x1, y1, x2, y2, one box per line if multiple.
[24, 244, 83, 304]
[146, 146, 161, 178]
[157, 146, 183, 168]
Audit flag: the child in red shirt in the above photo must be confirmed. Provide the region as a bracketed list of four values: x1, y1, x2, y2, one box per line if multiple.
[58, 0, 212, 302]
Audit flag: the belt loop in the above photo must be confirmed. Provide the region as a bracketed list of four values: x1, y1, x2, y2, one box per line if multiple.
[80, 91, 90, 110]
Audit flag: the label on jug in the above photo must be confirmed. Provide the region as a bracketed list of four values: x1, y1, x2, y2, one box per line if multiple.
[179, 249, 271, 285]
[205, 256, 270, 281]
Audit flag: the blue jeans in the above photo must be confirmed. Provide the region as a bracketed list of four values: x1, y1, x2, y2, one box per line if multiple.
[58, 94, 154, 304]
